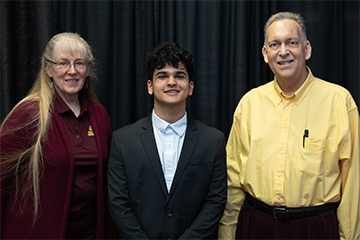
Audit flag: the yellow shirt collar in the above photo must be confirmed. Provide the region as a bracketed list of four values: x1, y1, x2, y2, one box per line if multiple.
[273, 66, 315, 106]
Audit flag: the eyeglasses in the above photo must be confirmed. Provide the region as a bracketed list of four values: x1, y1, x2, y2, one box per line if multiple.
[47, 59, 87, 71]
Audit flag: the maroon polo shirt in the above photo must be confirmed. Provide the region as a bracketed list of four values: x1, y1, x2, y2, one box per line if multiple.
[55, 92, 98, 239]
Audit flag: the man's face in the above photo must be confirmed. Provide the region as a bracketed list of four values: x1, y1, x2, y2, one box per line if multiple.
[262, 19, 311, 83]
[147, 62, 194, 111]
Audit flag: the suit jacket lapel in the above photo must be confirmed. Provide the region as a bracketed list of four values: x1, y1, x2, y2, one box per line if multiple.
[168, 117, 199, 199]
[140, 114, 168, 197]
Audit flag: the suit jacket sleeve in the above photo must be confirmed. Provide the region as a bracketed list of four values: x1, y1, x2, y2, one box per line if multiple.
[108, 128, 150, 239]
[179, 130, 227, 239]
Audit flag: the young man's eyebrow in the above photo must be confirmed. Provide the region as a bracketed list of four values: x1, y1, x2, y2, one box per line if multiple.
[175, 71, 187, 76]
[155, 71, 167, 76]
[155, 71, 187, 76]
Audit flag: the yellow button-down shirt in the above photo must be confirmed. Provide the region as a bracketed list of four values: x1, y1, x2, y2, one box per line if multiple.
[219, 68, 360, 240]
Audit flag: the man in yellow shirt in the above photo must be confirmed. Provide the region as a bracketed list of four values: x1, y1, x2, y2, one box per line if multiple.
[219, 11, 359, 240]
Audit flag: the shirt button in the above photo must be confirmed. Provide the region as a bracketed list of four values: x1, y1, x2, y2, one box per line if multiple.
[282, 129, 286, 132]
[76, 135, 80, 139]
[277, 196, 280, 200]
[285, 107, 289, 110]
[167, 163, 171, 167]
[167, 212, 173, 217]
[278, 173, 281, 177]
[280, 150, 283, 154]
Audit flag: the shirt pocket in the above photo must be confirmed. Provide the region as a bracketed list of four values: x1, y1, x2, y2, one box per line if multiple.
[297, 138, 328, 176]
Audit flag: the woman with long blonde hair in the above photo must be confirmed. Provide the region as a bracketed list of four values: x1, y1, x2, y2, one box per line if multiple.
[0, 32, 113, 239]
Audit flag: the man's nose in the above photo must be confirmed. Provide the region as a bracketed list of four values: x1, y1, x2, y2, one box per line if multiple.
[167, 75, 176, 85]
[278, 44, 289, 56]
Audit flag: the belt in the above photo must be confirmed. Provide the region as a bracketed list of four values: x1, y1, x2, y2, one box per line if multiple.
[245, 193, 339, 220]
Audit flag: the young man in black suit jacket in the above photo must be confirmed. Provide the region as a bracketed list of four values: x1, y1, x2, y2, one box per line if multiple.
[108, 42, 227, 239]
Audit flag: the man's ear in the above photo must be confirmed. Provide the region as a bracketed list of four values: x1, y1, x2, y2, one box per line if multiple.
[305, 40, 312, 60]
[262, 46, 269, 63]
[188, 81, 194, 96]
[147, 80, 153, 95]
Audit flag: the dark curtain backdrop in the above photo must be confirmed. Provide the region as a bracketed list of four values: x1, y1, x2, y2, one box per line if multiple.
[1, 0, 359, 138]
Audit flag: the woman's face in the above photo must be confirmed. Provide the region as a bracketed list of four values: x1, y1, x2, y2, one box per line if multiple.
[46, 45, 89, 102]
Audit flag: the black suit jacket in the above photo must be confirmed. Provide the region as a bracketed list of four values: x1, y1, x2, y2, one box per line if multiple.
[108, 114, 227, 239]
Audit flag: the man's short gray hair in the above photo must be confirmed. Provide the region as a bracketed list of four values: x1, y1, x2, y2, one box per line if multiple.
[263, 12, 307, 48]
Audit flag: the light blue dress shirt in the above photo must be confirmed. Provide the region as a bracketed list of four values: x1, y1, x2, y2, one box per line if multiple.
[152, 110, 187, 192]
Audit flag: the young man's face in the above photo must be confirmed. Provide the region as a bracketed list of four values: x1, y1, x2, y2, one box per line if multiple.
[262, 19, 311, 83]
[147, 62, 194, 112]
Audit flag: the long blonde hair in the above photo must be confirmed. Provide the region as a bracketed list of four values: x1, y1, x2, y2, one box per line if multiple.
[0, 32, 98, 220]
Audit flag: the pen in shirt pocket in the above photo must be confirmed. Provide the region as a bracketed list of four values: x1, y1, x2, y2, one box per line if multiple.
[303, 129, 309, 148]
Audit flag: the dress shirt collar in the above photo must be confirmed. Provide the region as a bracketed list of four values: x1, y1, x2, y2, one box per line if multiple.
[152, 110, 187, 137]
[273, 66, 315, 106]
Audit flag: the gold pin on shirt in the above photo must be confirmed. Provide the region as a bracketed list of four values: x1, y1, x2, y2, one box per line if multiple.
[88, 125, 94, 136]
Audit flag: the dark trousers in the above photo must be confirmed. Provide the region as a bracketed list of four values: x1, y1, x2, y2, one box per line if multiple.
[236, 200, 340, 239]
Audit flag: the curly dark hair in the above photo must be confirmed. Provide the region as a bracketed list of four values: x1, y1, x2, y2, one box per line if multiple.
[146, 42, 194, 81]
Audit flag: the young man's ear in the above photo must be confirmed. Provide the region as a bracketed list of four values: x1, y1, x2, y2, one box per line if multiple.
[188, 81, 194, 96]
[147, 80, 153, 95]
